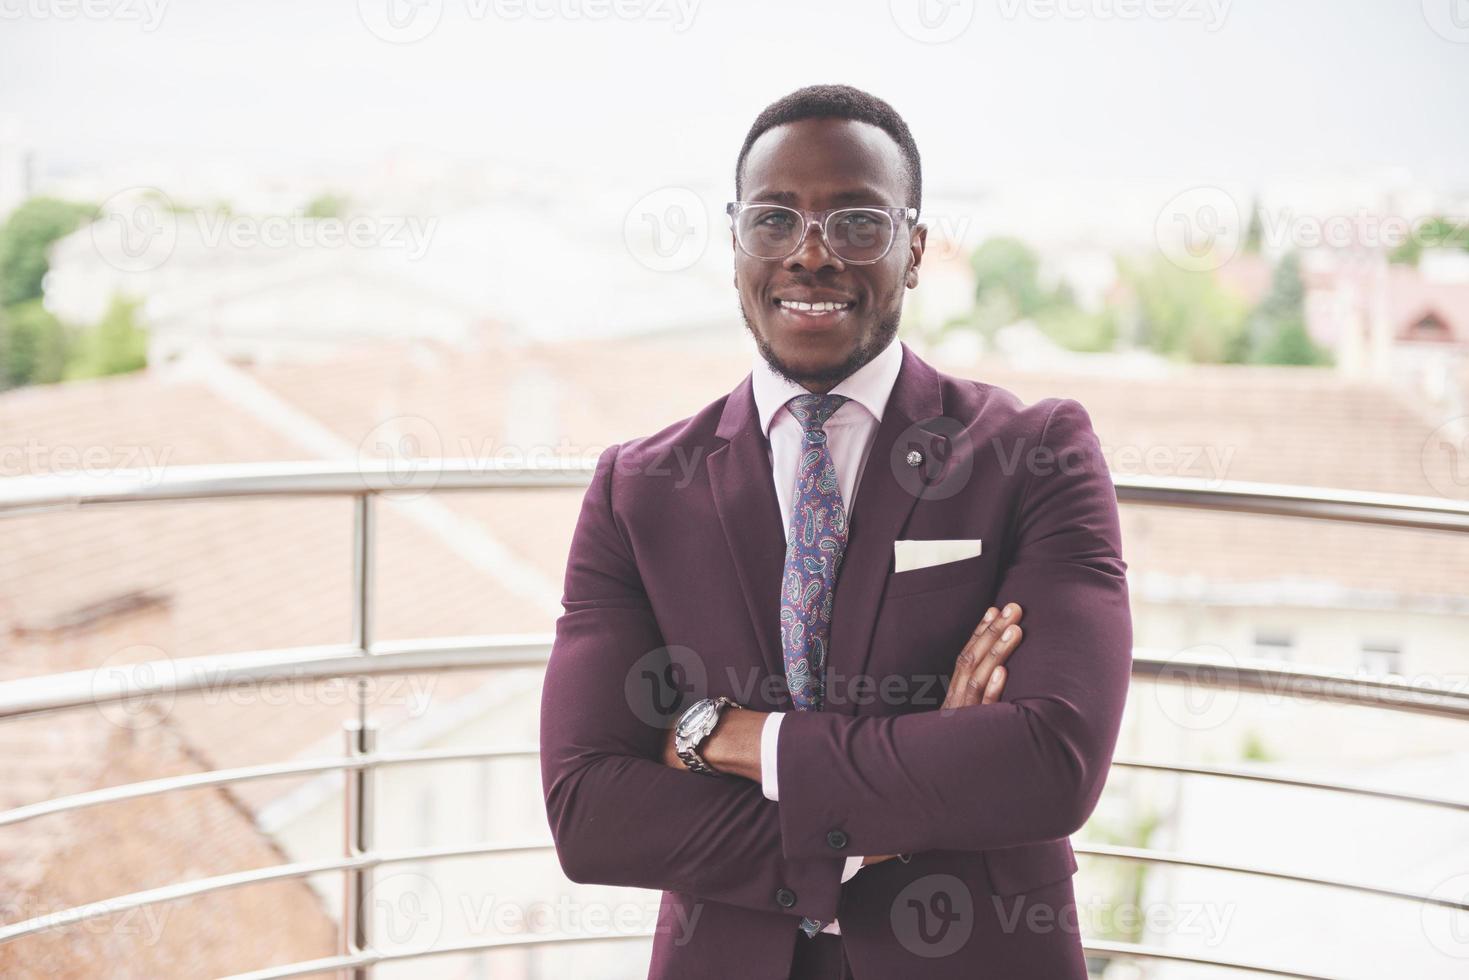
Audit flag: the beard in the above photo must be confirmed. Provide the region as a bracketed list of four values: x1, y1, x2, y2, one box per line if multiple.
[739, 301, 902, 391]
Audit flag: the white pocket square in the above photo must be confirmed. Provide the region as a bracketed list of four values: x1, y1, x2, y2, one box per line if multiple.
[893, 538, 983, 574]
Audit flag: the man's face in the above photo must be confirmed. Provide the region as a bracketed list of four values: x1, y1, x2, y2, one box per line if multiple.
[734, 117, 926, 392]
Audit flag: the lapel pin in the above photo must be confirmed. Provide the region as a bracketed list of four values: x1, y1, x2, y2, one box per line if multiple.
[906, 450, 923, 467]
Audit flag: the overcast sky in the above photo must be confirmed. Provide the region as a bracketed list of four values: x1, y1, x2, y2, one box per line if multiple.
[3, 0, 1466, 194]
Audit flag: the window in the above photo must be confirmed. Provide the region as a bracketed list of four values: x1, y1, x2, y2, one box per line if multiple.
[1252, 629, 1294, 662]
[1360, 640, 1403, 676]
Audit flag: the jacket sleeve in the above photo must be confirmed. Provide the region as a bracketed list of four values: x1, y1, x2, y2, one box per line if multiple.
[540, 443, 846, 922]
[774, 398, 1133, 860]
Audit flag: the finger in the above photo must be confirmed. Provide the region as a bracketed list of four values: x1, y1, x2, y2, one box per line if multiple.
[981, 664, 1006, 705]
[944, 606, 998, 710]
[957, 618, 1023, 709]
[947, 603, 1022, 711]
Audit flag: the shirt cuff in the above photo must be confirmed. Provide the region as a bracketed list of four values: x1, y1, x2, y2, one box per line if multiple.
[840, 855, 864, 883]
[760, 712, 783, 801]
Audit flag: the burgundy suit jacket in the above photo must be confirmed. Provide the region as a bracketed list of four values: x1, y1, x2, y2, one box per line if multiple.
[540, 342, 1132, 979]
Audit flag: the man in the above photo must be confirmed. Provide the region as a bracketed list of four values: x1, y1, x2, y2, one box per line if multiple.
[540, 84, 1132, 979]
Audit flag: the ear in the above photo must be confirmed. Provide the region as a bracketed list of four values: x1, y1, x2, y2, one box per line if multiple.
[905, 221, 928, 290]
[731, 229, 740, 289]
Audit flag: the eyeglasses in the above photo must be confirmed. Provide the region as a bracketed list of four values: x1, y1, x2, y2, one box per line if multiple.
[725, 201, 918, 265]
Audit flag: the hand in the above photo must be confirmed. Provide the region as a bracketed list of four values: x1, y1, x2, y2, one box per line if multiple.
[942, 602, 1023, 713]
[862, 604, 1024, 868]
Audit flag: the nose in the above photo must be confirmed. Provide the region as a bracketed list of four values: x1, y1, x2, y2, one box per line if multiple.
[783, 217, 846, 273]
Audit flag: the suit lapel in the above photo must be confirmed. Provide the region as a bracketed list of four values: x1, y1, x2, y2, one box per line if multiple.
[825, 344, 945, 714]
[707, 342, 946, 712]
[708, 375, 789, 689]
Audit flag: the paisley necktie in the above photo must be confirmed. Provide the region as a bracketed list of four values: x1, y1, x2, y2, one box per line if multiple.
[779, 392, 851, 713]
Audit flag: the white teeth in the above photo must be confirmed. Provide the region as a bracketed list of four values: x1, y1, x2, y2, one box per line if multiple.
[777, 300, 853, 313]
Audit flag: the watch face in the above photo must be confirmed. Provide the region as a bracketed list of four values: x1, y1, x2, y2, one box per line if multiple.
[677, 700, 715, 738]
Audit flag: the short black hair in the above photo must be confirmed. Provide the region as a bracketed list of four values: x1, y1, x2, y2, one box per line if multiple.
[735, 84, 922, 214]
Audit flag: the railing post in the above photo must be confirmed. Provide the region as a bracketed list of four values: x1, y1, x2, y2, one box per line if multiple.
[343, 705, 377, 980]
[352, 494, 374, 656]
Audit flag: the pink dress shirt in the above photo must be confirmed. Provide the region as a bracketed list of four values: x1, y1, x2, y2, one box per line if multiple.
[750, 336, 905, 935]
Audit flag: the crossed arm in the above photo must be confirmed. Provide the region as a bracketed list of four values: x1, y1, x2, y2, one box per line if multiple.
[540, 398, 1131, 917]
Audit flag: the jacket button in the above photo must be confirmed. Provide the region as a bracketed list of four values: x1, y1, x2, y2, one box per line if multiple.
[775, 888, 796, 908]
[826, 829, 848, 849]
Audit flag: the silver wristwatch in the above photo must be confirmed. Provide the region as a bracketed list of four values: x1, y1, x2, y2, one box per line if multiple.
[674, 696, 741, 775]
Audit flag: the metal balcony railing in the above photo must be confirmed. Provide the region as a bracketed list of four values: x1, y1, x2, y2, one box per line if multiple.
[1, 461, 1467, 980]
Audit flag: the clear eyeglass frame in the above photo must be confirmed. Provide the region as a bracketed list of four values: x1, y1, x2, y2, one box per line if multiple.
[725, 201, 919, 265]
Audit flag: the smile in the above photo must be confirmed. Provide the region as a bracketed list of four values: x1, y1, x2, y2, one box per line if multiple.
[774, 299, 856, 316]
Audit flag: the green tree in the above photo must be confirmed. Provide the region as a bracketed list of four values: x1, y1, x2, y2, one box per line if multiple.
[304, 193, 348, 219]
[1245, 252, 1330, 365]
[0, 299, 72, 390]
[1244, 201, 1265, 254]
[1389, 216, 1469, 266]
[0, 197, 98, 307]
[64, 295, 148, 380]
[970, 237, 1053, 324]
[1115, 254, 1250, 362]
[1033, 304, 1118, 353]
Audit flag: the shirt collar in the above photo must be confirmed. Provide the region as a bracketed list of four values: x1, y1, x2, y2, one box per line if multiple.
[751, 337, 904, 438]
